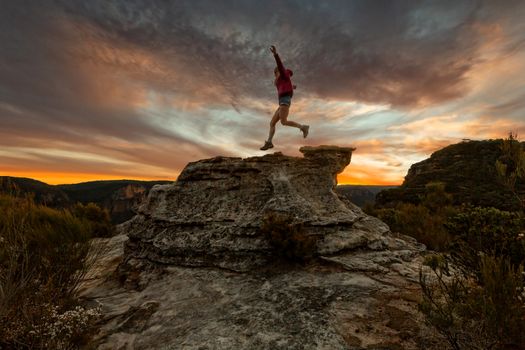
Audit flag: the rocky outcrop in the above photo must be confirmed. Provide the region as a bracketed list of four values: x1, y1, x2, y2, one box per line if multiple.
[81, 146, 433, 350]
[121, 145, 376, 272]
[376, 139, 525, 211]
[105, 184, 148, 224]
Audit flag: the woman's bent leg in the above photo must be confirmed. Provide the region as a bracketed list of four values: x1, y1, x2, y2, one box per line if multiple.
[279, 105, 302, 128]
[279, 105, 309, 138]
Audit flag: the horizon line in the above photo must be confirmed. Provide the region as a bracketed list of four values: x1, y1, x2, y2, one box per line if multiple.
[0, 174, 402, 187]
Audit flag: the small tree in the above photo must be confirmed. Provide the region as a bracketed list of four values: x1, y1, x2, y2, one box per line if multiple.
[495, 132, 525, 210]
[260, 213, 318, 263]
[71, 202, 115, 238]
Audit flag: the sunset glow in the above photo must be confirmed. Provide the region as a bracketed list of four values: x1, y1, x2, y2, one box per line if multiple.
[1, 171, 176, 186]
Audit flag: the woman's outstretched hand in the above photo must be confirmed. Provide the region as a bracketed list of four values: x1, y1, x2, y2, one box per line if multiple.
[270, 45, 277, 54]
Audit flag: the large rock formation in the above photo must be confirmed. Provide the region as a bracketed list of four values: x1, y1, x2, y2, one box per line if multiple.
[82, 146, 433, 350]
[121, 145, 397, 272]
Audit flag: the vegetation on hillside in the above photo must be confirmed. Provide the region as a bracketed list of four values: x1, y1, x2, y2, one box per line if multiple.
[495, 132, 525, 208]
[375, 138, 525, 211]
[365, 181, 458, 251]
[0, 194, 108, 349]
[419, 209, 525, 349]
[0, 177, 70, 207]
[366, 133, 525, 349]
[0, 177, 171, 224]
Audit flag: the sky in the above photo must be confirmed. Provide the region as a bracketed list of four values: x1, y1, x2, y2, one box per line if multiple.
[1, 0, 525, 185]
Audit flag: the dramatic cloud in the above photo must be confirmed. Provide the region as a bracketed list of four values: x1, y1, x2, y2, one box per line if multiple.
[51, 0, 525, 106]
[1, 0, 525, 184]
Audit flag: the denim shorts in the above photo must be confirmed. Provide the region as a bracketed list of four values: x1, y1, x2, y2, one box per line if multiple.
[278, 94, 292, 106]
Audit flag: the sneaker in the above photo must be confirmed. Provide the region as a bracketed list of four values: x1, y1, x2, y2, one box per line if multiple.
[301, 125, 310, 138]
[260, 141, 274, 151]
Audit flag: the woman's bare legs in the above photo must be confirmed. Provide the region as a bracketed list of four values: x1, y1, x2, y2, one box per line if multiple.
[267, 107, 281, 143]
[263, 105, 309, 149]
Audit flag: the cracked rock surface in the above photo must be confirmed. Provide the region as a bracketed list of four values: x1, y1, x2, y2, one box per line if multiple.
[81, 146, 434, 350]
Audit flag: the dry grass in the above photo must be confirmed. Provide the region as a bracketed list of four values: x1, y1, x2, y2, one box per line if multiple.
[0, 194, 104, 349]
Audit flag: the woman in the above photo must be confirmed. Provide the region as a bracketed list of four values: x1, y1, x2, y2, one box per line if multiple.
[260, 45, 309, 151]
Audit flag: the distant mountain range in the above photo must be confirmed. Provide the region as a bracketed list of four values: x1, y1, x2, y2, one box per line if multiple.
[0, 176, 171, 223]
[0, 176, 71, 207]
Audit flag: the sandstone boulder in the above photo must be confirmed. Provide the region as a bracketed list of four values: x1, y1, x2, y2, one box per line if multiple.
[120, 145, 406, 272]
[81, 146, 433, 350]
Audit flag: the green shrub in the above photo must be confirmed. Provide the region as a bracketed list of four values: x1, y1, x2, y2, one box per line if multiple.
[374, 203, 455, 251]
[419, 204, 525, 349]
[420, 254, 525, 349]
[477, 256, 524, 344]
[0, 194, 100, 349]
[260, 213, 318, 263]
[71, 202, 115, 238]
[445, 206, 525, 271]
[371, 182, 457, 251]
[420, 182, 454, 212]
[495, 132, 525, 195]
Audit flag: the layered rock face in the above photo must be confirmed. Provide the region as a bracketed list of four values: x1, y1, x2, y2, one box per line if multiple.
[83, 146, 432, 350]
[105, 183, 148, 224]
[121, 145, 398, 272]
